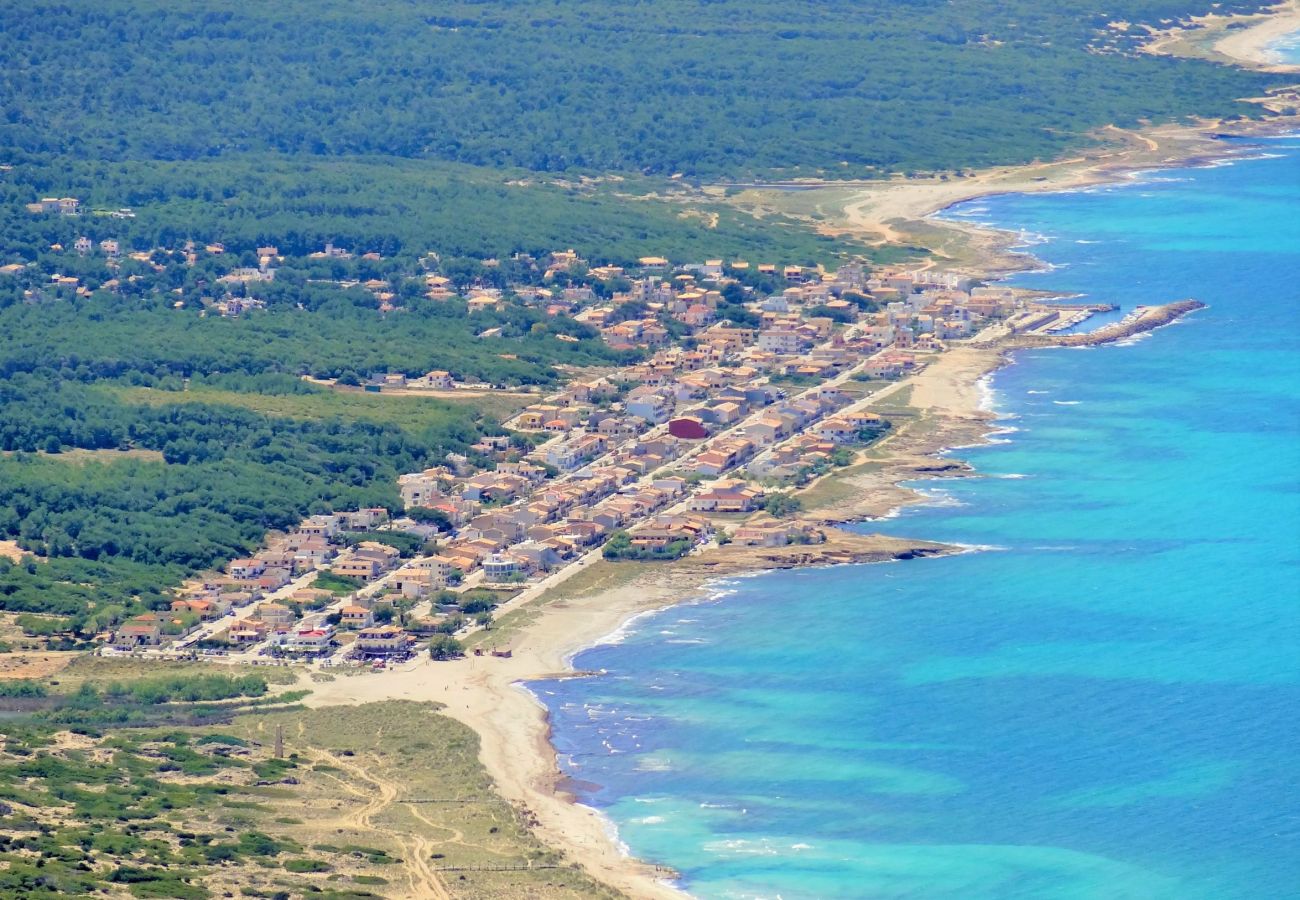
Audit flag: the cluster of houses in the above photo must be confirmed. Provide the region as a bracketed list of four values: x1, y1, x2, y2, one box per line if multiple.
[364, 260, 1036, 586]
[399, 459, 700, 583]
[111, 508, 425, 661]
[101, 245, 1058, 664]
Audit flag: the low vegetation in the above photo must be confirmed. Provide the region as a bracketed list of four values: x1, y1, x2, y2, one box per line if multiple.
[0, 684, 623, 898]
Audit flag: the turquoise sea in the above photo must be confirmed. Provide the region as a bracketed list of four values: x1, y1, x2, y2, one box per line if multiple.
[536, 136, 1300, 899]
[1268, 29, 1300, 64]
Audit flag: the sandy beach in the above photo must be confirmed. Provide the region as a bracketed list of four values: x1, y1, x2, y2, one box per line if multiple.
[302, 570, 696, 898]
[716, 111, 1299, 275]
[1216, 0, 1300, 67]
[301, 530, 950, 899]
[1139, 0, 1300, 72]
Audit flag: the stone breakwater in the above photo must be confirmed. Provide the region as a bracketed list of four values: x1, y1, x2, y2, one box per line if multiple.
[1014, 299, 1208, 348]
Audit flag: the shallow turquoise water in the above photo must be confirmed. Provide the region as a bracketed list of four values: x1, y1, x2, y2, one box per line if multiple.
[1268, 28, 1300, 63]
[537, 137, 1300, 899]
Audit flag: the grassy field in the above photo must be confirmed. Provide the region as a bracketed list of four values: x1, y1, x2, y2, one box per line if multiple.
[106, 384, 530, 437]
[796, 457, 891, 511]
[866, 384, 917, 415]
[49, 654, 301, 690]
[1, 448, 168, 465]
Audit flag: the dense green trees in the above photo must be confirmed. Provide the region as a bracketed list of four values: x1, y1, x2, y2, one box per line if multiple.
[0, 372, 492, 632]
[428, 635, 465, 661]
[0, 1, 1278, 177]
[0, 281, 634, 387]
[1, 156, 857, 266]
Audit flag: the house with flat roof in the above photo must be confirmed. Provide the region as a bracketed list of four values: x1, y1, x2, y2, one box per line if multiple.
[285, 626, 334, 655]
[353, 625, 414, 658]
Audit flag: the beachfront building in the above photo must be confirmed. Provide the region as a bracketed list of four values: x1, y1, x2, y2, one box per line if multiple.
[352, 625, 415, 659]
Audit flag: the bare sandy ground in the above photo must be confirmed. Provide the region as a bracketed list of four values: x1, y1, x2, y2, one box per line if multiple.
[907, 346, 1001, 416]
[1143, 0, 1300, 72]
[0, 652, 76, 680]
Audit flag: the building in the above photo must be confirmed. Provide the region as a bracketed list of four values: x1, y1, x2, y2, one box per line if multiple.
[757, 330, 805, 354]
[228, 620, 270, 644]
[392, 565, 442, 598]
[339, 605, 374, 629]
[112, 619, 161, 649]
[297, 515, 341, 538]
[689, 481, 763, 513]
[482, 553, 523, 582]
[169, 598, 228, 620]
[284, 627, 334, 655]
[628, 515, 711, 551]
[668, 416, 710, 440]
[30, 197, 81, 216]
[625, 386, 675, 424]
[353, 625, 414, 658]
[228, 558, 266, 580]
[254, 602, 295, 627]
[332, 555, 382, 581]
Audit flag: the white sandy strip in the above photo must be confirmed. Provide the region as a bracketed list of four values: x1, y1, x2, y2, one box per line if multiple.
[1215, 0, 1300, 68]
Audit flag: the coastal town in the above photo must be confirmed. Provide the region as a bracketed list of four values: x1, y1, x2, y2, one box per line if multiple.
[82, 240, 1118, 669]
[2, 1, 1297, 897]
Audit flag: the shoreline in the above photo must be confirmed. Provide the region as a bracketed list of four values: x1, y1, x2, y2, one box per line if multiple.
[716, 114, 1300, 273]
[297, 119, 1290, 899]
[1213, 0, 1300, 68]
[299, 531, 950, 899]
[1144, 0, 1300, 72]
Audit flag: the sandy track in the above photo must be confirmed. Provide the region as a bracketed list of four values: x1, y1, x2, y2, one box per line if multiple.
[307, 747, 451, 900]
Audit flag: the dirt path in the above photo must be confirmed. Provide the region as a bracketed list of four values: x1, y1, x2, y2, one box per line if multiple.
[306, 747, 452, 900]
[404, 802, 516, 862]
[1104, 124, 1159, 152]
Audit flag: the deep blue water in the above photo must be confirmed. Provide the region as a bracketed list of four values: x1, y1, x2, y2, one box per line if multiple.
[536, 137, 1300, 899]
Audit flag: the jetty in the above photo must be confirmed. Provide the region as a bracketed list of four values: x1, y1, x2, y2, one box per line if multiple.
[1003, 299, 1206, 349]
